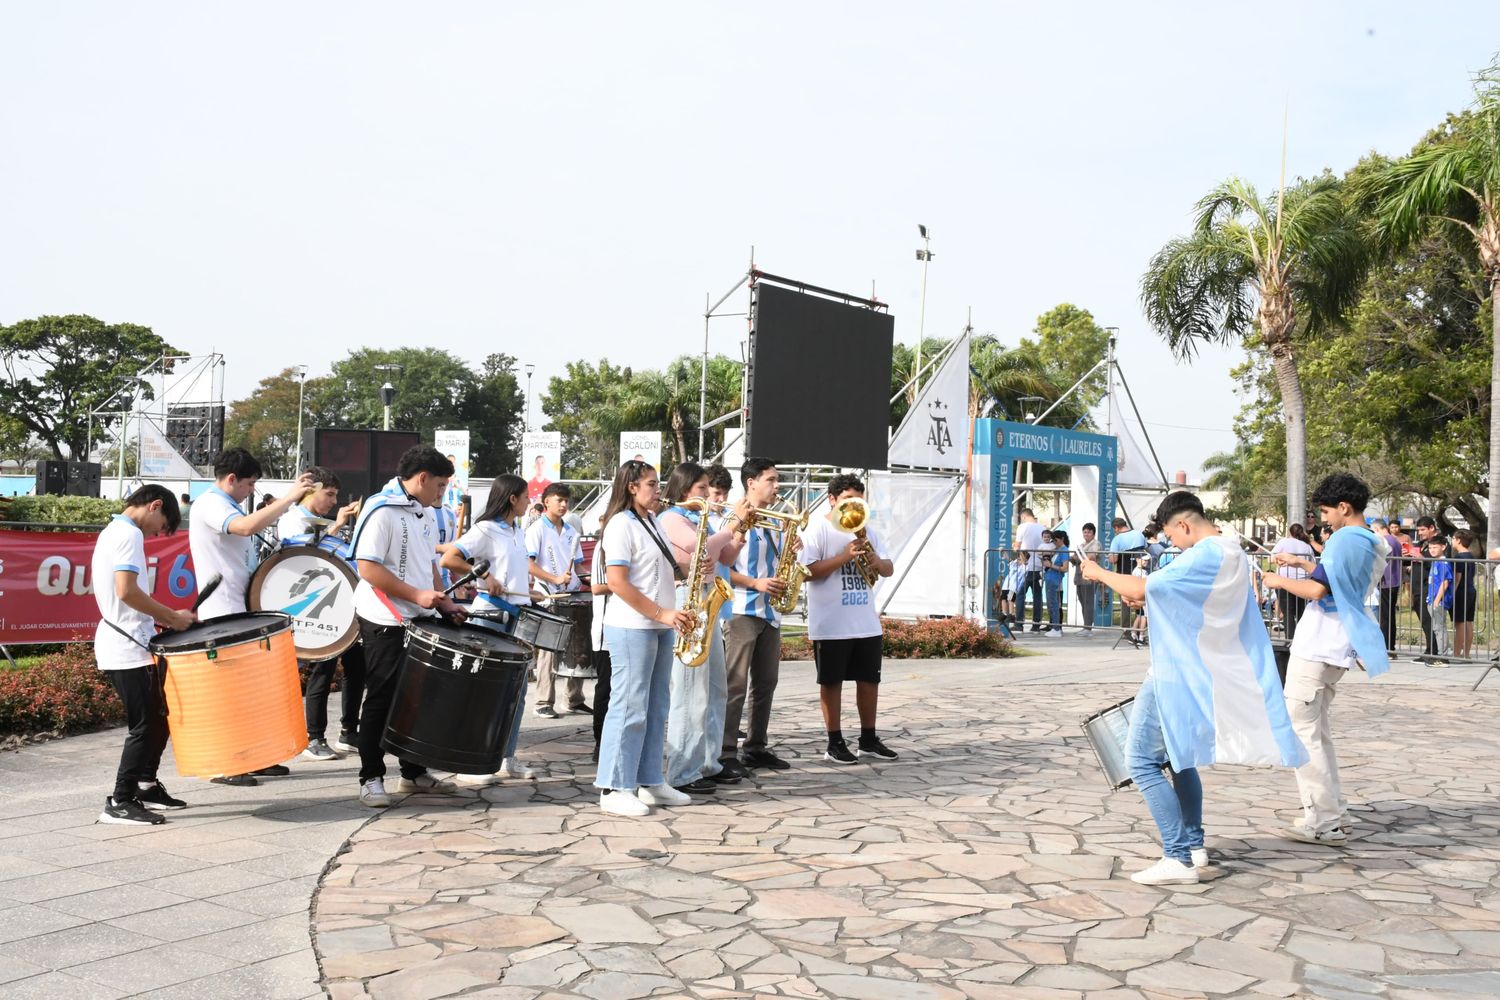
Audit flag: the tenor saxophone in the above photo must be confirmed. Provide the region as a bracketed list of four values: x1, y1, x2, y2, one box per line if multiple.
[673, 501, 732, 667]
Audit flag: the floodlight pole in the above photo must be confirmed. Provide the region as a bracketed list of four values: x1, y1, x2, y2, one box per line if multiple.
[292, 365, 308, 474]
[914, 226, 934, 394]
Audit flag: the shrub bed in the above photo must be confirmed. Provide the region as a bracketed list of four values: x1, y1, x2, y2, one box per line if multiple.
[0, 644, 123, 741]
[1, 494, 122, 528]
[781, 616, 1014, 661]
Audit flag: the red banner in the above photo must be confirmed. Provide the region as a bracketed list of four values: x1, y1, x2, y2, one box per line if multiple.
[0, 529, 197, 645]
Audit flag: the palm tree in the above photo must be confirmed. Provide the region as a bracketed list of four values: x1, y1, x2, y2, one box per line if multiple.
[968, 335, 1076, 422]
[1367, 65, 1500, 549]
[1140, 176, 1367, 525]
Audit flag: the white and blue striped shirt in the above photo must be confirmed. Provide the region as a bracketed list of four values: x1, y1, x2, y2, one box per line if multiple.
[731, 525, 780, 624]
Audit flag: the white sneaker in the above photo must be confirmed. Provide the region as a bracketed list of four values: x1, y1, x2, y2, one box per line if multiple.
[1130, 856, 1201, 885]
[498, 757, 535, 779]
[359, 778, 391, 808]
[1284, 824, 1348, 846]
[600, 790, 652, 817]
[1294, 816, 1353, 835]
[637, 783, 692, 807]
[1191, 847, 1209, 869]
[395, 773, 459, 794]
[1046, 629, 1063, 638]
[453, 772, 498, 787]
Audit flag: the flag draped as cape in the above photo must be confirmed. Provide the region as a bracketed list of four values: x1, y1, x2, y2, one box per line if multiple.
[1317, 526, 1390, 678]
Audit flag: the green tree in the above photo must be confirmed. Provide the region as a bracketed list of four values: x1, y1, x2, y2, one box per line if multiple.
[318, 348, 482, 439]
[0, 315, 181, 459]
[541, 359, 632, 478]
[1141, 176, 1368, 526]
[1367, 65, 1500, 549]
[1015, 304, 1112, 412]
[889, 337, 952, 428]
[224, 368, 337, 478]
[466, 353, 525, 477]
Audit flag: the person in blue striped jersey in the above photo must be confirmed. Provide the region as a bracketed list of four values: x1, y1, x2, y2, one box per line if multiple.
[722, 457, 793, 773]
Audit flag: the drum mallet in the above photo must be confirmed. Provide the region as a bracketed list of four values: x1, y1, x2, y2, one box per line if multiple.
[192, 573, 224, 613]
[444, 559, 490, 597]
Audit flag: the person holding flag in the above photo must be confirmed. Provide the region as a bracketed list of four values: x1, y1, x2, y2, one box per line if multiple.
[1081, 490, 1307, 885]
[1262, 473, 1389, 846]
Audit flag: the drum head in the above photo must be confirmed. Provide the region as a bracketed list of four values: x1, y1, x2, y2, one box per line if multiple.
[249, 546, 360, 662]
[150, 612, 290, 654]
[407, 618, 530, 661]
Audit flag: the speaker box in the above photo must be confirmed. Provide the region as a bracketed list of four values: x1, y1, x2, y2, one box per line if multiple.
[302, 428, 421, 504]
[67, 462, 102, 498]
[34, 460, 69, 496]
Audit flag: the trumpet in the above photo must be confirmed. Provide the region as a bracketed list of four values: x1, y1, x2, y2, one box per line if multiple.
[664, 498, 801, 532]
[834, 496, 881, 588]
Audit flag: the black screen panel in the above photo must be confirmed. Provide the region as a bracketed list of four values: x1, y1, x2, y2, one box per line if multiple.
[747, 282, 893, 469]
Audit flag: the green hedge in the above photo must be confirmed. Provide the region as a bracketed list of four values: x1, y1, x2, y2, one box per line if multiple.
[1, 495, 122, 528]
[780, 617, 1015, 661]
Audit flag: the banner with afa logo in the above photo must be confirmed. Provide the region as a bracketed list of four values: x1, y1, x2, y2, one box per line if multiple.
[887, 330, 970, 471]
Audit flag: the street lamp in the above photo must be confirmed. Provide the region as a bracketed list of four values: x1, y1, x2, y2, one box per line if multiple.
[914, 224, 935, 394]
[291, 365, 308, 472]
[524, 363, 535, 433]
[374, 364, 403, 431]
[1018, 395, 1046, 508]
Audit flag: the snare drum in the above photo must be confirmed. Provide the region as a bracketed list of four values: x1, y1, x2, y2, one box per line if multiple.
[249, 545, 359, 662]
[383, 619, 531, 774]
[1081, 697, 1136, 790]
[551, 594, 596, 679]
[150, 613, 306, 777]
[514, 605, 572, 654]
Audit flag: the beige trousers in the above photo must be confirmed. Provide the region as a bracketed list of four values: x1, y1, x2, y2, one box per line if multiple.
[1284, 655, 1350, 834]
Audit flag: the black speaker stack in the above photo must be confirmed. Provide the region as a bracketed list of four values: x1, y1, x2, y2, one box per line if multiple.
[34, 461, 104, 497]
[300, 428, 422, 503]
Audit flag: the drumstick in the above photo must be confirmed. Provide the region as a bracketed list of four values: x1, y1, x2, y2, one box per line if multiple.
[192, 574, 224, 612]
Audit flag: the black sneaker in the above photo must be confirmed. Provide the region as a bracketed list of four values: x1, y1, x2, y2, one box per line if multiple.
[741, 749, 790, 770]
[211, 774, 259, 787]
[332, 730, 360, 753]
[708, 767, 742, 785]
[717, 758, 751, 780]
[136, 781, 187, 810]
[568, 702, 594, 716]
[675, 778, 718, 794]
[534, 705, 559, 719]
[251, 764, 290, 777]
[857, 736, 899, 761]
[823, 740, 859, 765]
[98, 797, 165, 826]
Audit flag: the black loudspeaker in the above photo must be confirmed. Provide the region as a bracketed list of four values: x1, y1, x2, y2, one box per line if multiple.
[303, 428, 421, 504]
[67, 462, 102, 498]
[34, 460, 69, 496]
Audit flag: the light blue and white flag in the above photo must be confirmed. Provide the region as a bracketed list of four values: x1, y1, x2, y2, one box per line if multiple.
[1145, 535, 1309, 771]
[1316, 525, 1391, 678]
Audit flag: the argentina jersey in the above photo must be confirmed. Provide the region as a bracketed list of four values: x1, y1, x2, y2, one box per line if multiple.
[731, 525, 780, 623]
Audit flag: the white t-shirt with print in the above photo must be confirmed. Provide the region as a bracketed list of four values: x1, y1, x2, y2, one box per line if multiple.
[352, 497, 440, 626]
[800, 516, 888, 641]
[600, 511, 674, 631]
[91, 515, 155, 671]
[188, 486, 256, 619]
[526, 516, 583, 593]
[455, 519, 531, 612]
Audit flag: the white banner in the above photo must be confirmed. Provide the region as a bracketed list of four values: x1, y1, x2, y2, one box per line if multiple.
[137, 416, 199, 479]
[888, 331, 971, 470]
[435, 429, 470, 509]
[523, 431, 562, 503]
[865, 471, 964, 570]
[619, 431, 663, 472]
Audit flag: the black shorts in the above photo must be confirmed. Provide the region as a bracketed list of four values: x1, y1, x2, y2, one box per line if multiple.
[813, 635, 882, 685]
[1453, 589, 1477, 623]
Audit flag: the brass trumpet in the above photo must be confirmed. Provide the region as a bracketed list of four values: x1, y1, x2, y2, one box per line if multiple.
[834, 496, 881, 588]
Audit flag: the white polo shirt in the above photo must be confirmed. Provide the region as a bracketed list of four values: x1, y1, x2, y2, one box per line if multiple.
[188, 486, 256, 619]
[91, 515, 155, 671]
[351, 490, 440, 626]
[601, 511, 674, 631]
[455, 519, 531, 612]
[527, 516, 583, 593]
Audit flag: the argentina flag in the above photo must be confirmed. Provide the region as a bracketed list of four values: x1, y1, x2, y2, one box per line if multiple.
[1317, 526, 1391, 678]
[1145, 535, 1309, 771]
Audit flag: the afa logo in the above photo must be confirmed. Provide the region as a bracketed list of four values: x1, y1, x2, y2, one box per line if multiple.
[926, 399, 953, 455]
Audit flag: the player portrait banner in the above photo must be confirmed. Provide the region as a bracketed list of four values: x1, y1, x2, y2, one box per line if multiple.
[523, 431, 562, 503]
[619, 431, 662, 472]
[0, 529, 196, 645]
[435, 428, 471, 510]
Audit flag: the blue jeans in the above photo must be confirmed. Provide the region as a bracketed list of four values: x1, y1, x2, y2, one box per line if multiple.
[503, 665, 529, 759]
[1127, 676, 1203, 864]
[666, 607, 728, 787]
[596, 625, 673, 791]
[1044, 576, 1063, 627]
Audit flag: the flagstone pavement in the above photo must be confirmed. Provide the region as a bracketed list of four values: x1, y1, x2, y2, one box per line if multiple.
[2, 637, 1499, 999]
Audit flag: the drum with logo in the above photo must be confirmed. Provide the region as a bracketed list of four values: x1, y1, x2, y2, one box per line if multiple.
[383, 619, 531, 774]
[249, 544, 360, 662]
[151, 613, 306, 777]
[550, 594, 596, 680]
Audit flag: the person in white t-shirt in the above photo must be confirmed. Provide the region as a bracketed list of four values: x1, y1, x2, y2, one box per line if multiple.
[91, 485, 196, 826]
[441, 474, 539, 786]
[594, 460, 695, 818]
[800, 474, 898, 766]
[188, 448, 315, 786]
[526, 484, 588, 717]
[1014, 508, 1046, 632]
[348, 446, 467, 808]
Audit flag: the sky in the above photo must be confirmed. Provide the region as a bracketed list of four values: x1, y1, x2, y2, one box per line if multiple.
[3, 3, 1498, 480]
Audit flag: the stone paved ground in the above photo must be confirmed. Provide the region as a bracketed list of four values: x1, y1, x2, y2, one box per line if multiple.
[311, 645, 1500, 1000]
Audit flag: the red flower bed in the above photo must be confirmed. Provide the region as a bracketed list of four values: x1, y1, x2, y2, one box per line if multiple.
[781, 617, 1014, 661]
[0, 645, 124, 739]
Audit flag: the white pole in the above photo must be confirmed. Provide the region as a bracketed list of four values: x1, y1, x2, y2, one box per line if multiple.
[915, 228, 932, 393]
[293, 369, 306, 475]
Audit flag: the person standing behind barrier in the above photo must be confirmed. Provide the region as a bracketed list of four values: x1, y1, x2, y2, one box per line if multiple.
[1271, 524, 1315, 643]
[1072, 523, 1100, 633]
[527, 484, 589, 719]
[1411, 517, 1439, 654]
[1451, 529, 1478, 659]
[1044, 530, 1069, 637]
[442, 474, 538, 787]
[1015, 508, 1045, 633]
[595, 461, 695, 817]
[92, 486, 195, 826]
[1425, 536, 1453, 660]
[1370, 519, 1404, 656]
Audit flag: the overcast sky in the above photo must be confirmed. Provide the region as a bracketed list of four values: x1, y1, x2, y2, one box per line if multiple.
[3, 3, 1497, 478]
